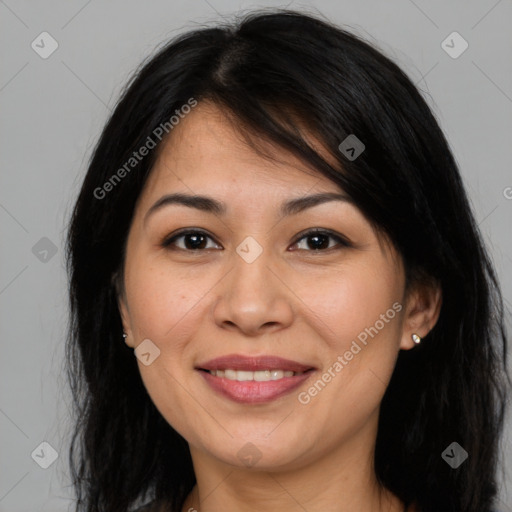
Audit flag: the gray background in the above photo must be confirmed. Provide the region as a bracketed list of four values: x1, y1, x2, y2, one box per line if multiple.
[1, 1, 511, 511]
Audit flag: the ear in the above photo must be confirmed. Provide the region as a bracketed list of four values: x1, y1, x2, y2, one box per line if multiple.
[113, 272, 135, 348]
[400, 277, 442, 350]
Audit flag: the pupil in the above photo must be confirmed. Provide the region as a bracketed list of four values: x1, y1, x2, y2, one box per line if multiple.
[186, 234, 206, 250]
[309, 235, 328, 250]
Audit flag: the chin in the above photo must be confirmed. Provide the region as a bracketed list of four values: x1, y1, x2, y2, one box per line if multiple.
[205, 436, 308, 471]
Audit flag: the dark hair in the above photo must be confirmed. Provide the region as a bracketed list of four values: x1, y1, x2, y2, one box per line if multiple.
[66, 9, 510, 512]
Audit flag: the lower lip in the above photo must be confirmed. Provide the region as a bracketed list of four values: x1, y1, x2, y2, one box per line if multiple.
[198, 370, 315, 404]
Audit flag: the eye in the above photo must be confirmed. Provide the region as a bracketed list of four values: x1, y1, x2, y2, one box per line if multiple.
[290, 228, 351, 252]
[161, 228, 351, 252]
[161, 229, 221, 251]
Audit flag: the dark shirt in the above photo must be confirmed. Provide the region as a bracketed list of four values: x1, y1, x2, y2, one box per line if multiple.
[133, 501, 168, 512]
[134, 499, 410, 512]
[133, 501, 503, 512]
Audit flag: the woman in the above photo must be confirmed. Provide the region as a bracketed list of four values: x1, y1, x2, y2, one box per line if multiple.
[66, 9, 510, 512]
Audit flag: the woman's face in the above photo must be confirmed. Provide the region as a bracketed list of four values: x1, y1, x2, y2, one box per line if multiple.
[119, 101, 414, 472]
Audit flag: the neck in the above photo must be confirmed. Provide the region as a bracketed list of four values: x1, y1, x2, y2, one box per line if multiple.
[182, 480, 404, 512]
[181, 430, 405, 512]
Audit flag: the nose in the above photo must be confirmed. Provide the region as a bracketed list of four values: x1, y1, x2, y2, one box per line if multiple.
[212, 245, 294, 337]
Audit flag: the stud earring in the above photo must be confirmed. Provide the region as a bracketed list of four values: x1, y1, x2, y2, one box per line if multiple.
[412, 333, 421, 344]
[122, 332, 128, 340]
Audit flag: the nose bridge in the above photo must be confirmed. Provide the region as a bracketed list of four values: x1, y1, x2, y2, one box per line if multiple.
[229, 237, 276, 307]
[212, 235, 294, 334]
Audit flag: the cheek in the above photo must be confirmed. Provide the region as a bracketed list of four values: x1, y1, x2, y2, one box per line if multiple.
[294, 261, 403, 429]
[123, 259, 211, 437]
[295, 259, 402, 354]
[292, 264, 402, 445]
[125, 257, 212, 342]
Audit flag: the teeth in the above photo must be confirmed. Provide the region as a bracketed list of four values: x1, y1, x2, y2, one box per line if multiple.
[254, 370, 271, 381]
[208, 369, 300, 381]
[236, 370, 253, 381]
[224, 369, 237, 380]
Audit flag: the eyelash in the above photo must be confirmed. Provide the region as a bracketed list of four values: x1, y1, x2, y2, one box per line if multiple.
[160, 228, 351, 253]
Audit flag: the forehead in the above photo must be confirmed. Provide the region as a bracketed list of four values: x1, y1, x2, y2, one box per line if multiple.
[140, 101, 344, 202]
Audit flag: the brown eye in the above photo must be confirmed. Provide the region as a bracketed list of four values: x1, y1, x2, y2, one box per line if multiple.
[162, 230, 221, 251]
[161, 228, 350, 253]
[290, 229, 351, 252]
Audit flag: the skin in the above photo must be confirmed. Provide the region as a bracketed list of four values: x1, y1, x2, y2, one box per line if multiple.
[118, 101, 441, 512]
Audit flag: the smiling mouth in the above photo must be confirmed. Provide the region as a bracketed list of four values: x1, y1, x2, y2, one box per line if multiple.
[195, 354, 317, 403]
[196, 367, 316, 403]
[200, 368, 309, 381]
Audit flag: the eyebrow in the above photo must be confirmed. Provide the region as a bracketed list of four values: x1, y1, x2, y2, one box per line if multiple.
[144, 191, 352, 225]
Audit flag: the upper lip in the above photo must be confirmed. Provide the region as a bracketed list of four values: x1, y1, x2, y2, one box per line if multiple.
[196, 354, 315, 373]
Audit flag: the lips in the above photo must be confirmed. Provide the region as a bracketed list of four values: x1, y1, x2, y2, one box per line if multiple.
[195, 354, 316, 404]
[196, 354, 315, 373]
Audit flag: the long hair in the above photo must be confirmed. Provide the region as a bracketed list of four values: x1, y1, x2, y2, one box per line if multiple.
[66, 9, 510, 512]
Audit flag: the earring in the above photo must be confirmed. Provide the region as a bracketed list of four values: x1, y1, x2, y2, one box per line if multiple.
[122, 332, 128, 340]
[412, 333, 421, 344]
